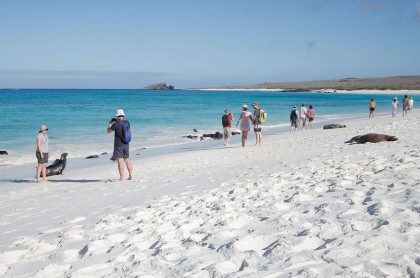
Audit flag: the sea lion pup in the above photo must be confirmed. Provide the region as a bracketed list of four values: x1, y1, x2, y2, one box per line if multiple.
[46, 153, 68, 176]
[323, 124, 347, 129]
[345, 133, 398, 144]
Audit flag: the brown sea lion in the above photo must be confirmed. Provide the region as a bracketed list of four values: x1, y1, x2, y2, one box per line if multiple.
[345, 133, 398, 144]
[323, 124, 347, 129]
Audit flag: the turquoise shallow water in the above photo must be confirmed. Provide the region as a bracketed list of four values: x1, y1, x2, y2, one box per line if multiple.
[0, 89, 404, 165]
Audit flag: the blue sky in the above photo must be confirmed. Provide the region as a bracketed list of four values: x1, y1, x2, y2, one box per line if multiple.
[1, 0, 419, 89]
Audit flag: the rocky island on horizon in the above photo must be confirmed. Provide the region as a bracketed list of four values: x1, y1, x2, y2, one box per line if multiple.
[143, 82, 174, 90]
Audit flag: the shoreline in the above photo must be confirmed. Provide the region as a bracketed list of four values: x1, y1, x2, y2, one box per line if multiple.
[189, 88, 420, 95]
[0, 110, 371, 177]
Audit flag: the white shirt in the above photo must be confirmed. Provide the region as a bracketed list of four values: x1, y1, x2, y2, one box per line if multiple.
[300, 106, 307, 118]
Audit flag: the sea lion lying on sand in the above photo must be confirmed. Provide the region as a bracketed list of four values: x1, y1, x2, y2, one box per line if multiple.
[46, 153, 68, 176]
[345, 133, 398, 144]
[323, 124, 346, 129]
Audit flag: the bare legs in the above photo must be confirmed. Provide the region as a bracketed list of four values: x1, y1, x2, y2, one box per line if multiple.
[255, 131, 262, 145]
[36, 163, 47, 183]
[117, 158, 133, 181]
[241, 131, 248, 147]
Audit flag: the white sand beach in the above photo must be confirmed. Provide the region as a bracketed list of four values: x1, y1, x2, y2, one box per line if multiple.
[0, 111, 419, 277]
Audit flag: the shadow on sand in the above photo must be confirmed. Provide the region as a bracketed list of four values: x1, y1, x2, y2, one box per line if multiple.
[10, 179, 102, 183]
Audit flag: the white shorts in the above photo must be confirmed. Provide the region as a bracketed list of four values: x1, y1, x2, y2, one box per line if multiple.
[223, 127, 232, 138]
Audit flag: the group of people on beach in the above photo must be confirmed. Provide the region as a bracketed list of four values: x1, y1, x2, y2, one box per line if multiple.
[289, 104, 315, 132]
[222, 102, 263, 147]
[36, 109, 134, 182]
[369, 95, 414, 119]
[35, 95, 415, 182]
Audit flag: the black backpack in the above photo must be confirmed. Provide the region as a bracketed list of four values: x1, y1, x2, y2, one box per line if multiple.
[222, 114, 230, 127]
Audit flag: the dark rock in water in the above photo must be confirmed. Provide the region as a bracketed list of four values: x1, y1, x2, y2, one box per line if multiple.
[203, 132, 223, 140]
[193, 129, 198, 133]
[86, 155, 99, 159]
[0, 150, 8, 155]
[101, 152, 108, 155]
[183, 135, 199, 139]
[232, 131, 241, 135]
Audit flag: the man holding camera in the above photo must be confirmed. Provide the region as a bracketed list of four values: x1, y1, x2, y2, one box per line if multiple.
[107, 109, 133, 181]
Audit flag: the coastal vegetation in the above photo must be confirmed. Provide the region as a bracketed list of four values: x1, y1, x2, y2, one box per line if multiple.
[206, 75, 420, 91]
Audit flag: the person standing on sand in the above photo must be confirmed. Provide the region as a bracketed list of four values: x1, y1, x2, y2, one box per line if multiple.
[300, 104, 307, 130]
[36, 125, 49, 183]
[290, 106, 298, 132]
[222, 109, 234, 146]
[402, 95, 409, 116]
[409, 97, 414, 113]
[252, 102, 262, 145]
[392, 97, 398, 117]
[107, 109, 133, 181]
[236, 104, 253, 147]
[369, 98, 376, 119]
[307, 105, 315, 129]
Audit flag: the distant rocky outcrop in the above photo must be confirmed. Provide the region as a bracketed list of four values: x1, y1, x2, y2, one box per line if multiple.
[0, 150, 8, 155]
[143, 83, 174, 90]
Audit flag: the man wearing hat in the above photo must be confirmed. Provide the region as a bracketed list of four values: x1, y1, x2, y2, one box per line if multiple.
[252, 102, 262, 145]
[290, 106, 299, 132]
[107, 109, 133, 181]
[36, 124, 49, 182]
[222, 109, 234, 146]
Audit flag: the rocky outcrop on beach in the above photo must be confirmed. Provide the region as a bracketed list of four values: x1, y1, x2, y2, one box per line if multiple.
[85, 155, 99, 159]
[184, 131, 240, 140]
[0, 150, 8, 155]
[202, 132, 223, 140]
[143, 83, 174, 90]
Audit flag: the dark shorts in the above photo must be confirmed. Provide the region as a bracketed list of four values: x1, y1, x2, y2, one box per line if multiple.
[36, 151, 48, 164]
[254, 125, 262, 132]
[291, 120, 298, 127]
[113, 144, 129, 159]
[308, 117, 314, 122]
[370, 107, 375, 111]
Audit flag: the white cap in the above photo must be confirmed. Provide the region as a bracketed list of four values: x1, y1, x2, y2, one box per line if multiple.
[115, 109, 125, 117]
[39, 125, 48, 131]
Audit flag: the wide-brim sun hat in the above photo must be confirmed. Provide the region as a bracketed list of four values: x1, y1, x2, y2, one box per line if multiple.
[242, 104, 248, 109]
[115, 109, 125, 117]
[39, 125, 48, 131]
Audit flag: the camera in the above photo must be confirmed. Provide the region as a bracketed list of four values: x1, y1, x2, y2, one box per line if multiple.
[109, 118, 117, 125]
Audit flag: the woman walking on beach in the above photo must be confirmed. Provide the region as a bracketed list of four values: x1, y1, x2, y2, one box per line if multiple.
[36, 125, 49, 183]
[392, 97, 398, 117]
[236, 104, 253, 147]
[369, 98, 376, 119]
[307, 105, 315, 129]
[300, 104, 307, 130]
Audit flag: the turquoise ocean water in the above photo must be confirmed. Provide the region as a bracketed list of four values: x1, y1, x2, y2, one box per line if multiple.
[0, 89, 402, 166]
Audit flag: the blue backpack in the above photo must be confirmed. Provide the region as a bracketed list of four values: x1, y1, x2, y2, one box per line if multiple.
[119, 121, 131, 144]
